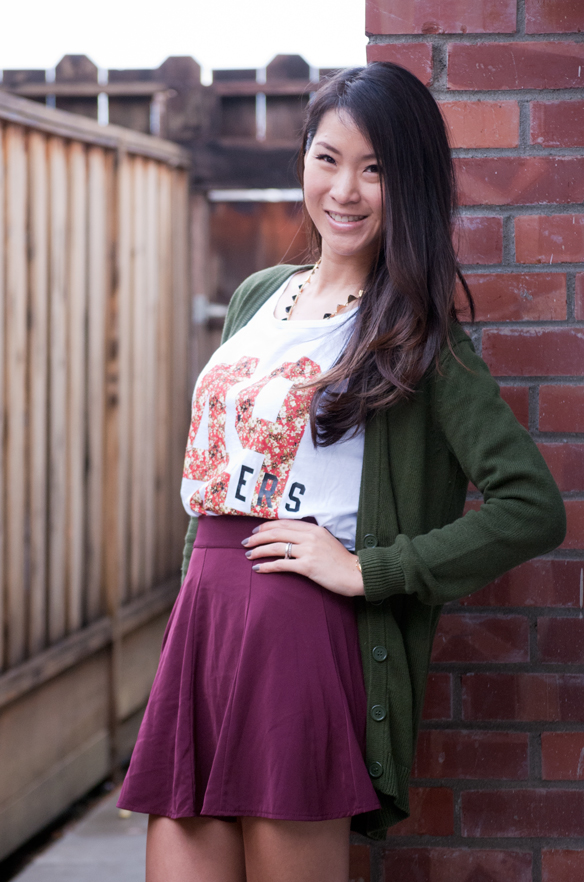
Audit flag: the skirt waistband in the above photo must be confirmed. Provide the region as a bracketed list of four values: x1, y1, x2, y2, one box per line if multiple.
[194, 515, 315, 548]
[194, 515, 271, 548]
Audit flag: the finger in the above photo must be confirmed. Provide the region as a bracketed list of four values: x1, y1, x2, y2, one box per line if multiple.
[245, 542, 295, 560]
[251, 520, 316, 537]
[251, 557, 304, 575]
[244, 525, 316, 548]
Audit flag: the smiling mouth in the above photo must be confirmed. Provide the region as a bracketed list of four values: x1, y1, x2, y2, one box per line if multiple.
[326, 210, 368, 224]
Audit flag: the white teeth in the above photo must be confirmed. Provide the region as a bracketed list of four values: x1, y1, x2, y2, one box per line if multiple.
[328, 211, 366, 223]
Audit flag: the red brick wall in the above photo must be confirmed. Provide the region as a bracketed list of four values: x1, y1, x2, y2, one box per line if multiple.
[352, 2, 584, 880]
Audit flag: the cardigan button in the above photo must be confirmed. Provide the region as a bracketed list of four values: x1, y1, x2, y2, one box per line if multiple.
[363, 533, 378, 548]
[370, 705, 387, 721]
[372, 645, 388, 662]
[369, 761, 383, 778]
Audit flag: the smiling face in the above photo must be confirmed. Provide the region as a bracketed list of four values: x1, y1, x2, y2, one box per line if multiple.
[302, 109, 383, 267]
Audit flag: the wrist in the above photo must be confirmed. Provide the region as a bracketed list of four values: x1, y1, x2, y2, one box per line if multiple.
[352, 553, 365, 596]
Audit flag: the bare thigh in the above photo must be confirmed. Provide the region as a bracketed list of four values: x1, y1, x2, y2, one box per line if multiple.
[146, 815, 246, 882]
[146, 814, 350, 882]
[241, 816, 351, 882]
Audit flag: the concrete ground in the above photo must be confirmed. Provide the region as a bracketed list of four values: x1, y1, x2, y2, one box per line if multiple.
[12, 789, 147, 882]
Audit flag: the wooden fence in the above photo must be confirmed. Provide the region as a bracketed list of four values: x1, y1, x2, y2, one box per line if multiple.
[0, 90, 191, 858]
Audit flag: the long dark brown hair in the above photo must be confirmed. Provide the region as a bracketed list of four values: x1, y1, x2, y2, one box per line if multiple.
[297, 62, 474, 446]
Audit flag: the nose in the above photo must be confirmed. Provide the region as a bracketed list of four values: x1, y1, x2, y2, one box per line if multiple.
[329, 168, 360, 204]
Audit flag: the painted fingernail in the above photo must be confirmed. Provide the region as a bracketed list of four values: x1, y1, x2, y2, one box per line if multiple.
[252, 565, 261, 572]
[241, 538, 249, 546]
[245, 551, 252, 559]
[252, 526, 260, 534]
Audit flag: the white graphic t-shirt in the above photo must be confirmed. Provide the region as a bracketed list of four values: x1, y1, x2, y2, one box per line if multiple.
[180, 279, 365, 549]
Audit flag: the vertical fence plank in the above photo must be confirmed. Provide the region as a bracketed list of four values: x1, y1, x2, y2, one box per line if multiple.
[143, 161, 159, 590]
[5, 126, 28, 667]
[28, 132, 50, 655]
[115, 153, 133, 606]
[155, 166, 172, 580]
[67, 142, 87, 632]
[86, 147, 108, 623]
[130, 158, 147, 597]
[0, 124, 5, 670]
[171, 170, 190, 566]
[48, 136, 68, 644]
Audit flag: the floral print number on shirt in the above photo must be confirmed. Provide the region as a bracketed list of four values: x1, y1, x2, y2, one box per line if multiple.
[183, 355, 320, 517]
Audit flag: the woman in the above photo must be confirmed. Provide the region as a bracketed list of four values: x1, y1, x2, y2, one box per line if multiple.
[118, 63, 566, 881]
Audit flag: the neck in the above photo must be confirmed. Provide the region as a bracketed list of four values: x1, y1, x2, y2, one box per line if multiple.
[312, 248, 373, 296]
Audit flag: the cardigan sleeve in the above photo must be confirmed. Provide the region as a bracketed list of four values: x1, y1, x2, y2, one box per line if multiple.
[359, 335, 566, 606]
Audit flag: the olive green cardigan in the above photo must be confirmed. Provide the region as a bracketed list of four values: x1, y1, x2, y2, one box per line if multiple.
[181, 265, 566, 840]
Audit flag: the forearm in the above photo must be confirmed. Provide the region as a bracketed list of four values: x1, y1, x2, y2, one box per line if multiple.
[358, 334, 566, 606]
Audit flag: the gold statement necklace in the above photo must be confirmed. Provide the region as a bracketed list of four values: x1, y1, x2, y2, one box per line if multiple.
[282, 259, 364, 321]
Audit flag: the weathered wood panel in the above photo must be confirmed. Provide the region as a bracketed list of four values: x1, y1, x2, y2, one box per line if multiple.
[0, 90, 191, 859]
[0, 651, 109, 806]
[130, 157, 147, 598]
[5, 125, 28, 668]
[171, 170, 190, 566]
[28, 132, 49, 656]
[118, 613, 168, 720]
[155, 166, 173, 581]
[67, 141, 87, 634]
[113, 152, 133, 607]
[0, 126, 6, 673]
[0, 652, 110, 859]
[48, 137, 68, 644]
[0, 126, 6, 671]
[86, 147, 108, 623]
[143, 161, 159, 591]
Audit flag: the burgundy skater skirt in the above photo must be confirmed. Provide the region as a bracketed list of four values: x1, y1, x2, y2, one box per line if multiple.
[117, 515, 380, 821]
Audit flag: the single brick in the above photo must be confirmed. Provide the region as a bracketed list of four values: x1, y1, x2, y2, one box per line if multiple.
[413, 730, 528, 779]
[462, 790, 584, 837]
[538, 617, 584, 663]
[542, 850, 584, 881]
[538, 443, 584, 492]
[516, 215, 584, 264]
[526, 0, 584, 34]
[422, 673, 452, 720]
[457, 272, 566, 321]
[531, 101, 584, 148]
[440, 100, 519, 148]
[366, 43, 432, 85]
[482, 328, 584, 377]
[576, 274, 584, 320]
[431, 614, 529, 663]
[542, 733, 584, 780]
[388, 787, 454, 836]
[448, 41, 584, 90]
[384, 848, 532, 882]
[461, 560, 584, 607]
[455, 216, 503, 265]
[540, 385, 584, 432]
[499, 386, 530, 429]
[349, 844, 370, 882]
[456, 157, 584, 206]
[366, 0, 516, 35]
[563, 500, 584, 550]
[462, 673, 584, 721]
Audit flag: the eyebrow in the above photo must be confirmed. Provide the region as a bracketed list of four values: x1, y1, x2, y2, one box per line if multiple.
[314, 140, 377, 161]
